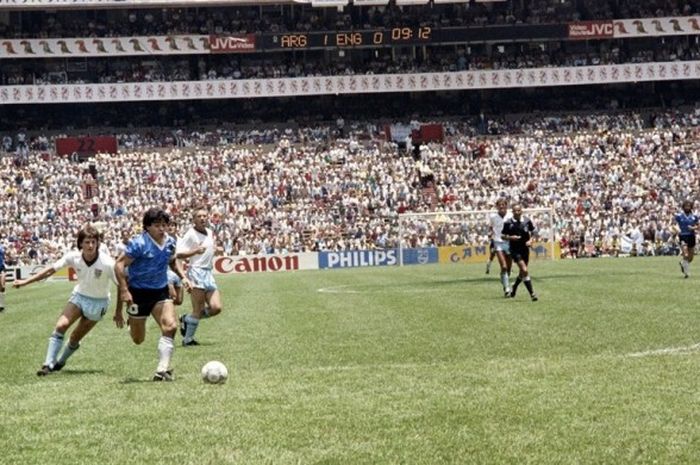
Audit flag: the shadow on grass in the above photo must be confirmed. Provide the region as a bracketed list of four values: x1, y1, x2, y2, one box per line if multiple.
[181, 341, 216, 347]
[120, 377, 158, 384]
[60, 369, 104, 376]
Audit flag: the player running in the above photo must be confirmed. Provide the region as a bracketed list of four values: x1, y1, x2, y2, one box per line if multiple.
[502, 204, 538, 301]
[177, 207, 223, 346]
[488, 198, 513, 297]
[674, 200, 699, 278]
[14, 225, 118, 375]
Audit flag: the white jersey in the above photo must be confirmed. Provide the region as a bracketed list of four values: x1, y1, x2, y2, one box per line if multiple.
[52, 250, 117, 299]
[99, 242, 112, 258]
[489, 212, 512, 245]
[115, 241, 128, 258]
[177, 227, 215, 269]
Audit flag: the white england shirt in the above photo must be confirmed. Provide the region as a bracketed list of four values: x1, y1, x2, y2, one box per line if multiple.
[489, 212, 512, 245]
[51, 250, 117, 298]
[177, 227, 215, 269]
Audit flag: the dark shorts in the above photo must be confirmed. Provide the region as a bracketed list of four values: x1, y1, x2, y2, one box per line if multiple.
[127, 286, 170, 318]
[680, 234, 696, 249]
[510, 247, 530, 265]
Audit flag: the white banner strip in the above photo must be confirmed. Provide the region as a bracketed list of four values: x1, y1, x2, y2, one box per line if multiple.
[1, 61, 698, 105]
[0, 35, 210, 58]
[1, 15, 698, 59]
[613, 16, 700, 38]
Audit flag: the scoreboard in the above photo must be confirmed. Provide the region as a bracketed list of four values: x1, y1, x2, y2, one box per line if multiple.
[265, 27, 433, 49]
[260, 24, 565, 50]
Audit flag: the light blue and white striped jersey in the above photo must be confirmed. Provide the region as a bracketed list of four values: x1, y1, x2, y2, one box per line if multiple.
[675, 212, 699, 236]
[125, 232, 177, 289]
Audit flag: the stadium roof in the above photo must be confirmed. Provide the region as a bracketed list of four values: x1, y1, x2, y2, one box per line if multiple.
[0, 0, 501, 10]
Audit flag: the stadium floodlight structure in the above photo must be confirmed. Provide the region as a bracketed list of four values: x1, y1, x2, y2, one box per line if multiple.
[0, 0, 478, 8]
[397, 207, 557, 266]
[0, 0, 301, 9]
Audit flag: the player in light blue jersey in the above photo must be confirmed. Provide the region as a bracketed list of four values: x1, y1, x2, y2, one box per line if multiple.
[674, 200, 699, 278]
[0, 242, 5, 312]
[115, 208, 190, 381]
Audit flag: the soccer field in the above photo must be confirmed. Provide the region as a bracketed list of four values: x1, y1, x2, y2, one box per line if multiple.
[1, 257, 699, 465]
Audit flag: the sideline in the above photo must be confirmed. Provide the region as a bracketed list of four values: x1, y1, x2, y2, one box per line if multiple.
[317, 285, 361, 294]
[626, 342, 700, 358]
[317, 284, 450, 294]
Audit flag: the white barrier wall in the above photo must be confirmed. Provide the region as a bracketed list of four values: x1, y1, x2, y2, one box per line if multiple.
[1, 61, 699, 104]
[2, 253, 320, 282]
[212, 253, 319, 274]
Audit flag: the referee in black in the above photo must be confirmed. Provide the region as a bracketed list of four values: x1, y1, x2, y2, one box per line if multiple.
[502, 204, 538, 301]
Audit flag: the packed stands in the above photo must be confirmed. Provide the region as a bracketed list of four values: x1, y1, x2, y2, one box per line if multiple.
[1, 0, 699, 264]
[0, 107, 696, 264]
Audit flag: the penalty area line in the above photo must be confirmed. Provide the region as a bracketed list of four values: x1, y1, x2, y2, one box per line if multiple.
[316, 284, 448, 294]
[626, 342, 700, 358]
[317, 285, 361, 294]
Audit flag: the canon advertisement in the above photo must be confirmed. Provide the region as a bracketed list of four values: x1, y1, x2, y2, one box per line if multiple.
[213, 253, 317, 274]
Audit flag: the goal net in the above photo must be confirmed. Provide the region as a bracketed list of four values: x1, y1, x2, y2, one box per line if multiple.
[396, 208, 558, 266]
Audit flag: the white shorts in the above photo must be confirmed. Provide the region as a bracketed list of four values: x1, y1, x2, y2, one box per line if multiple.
[167, 269, 182, 287]
[494, 241, 510, 254]
[69, 292, 109, 322]
[187, 267, 217, 293]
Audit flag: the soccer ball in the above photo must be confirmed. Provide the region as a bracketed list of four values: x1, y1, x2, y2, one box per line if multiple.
[201, 360, 228, 384]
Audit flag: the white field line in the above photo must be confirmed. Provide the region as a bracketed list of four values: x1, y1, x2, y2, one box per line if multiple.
[316, 285, 362, 294]
[316, 284, 445, 294]
[626, 342, 700, 358]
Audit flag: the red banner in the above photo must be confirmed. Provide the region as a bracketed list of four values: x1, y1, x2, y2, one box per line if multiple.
[55, 136, 118, 157]
[209, 35, 256, 53]
[568, 21, 614, 39]
[412, 124, 444, 143]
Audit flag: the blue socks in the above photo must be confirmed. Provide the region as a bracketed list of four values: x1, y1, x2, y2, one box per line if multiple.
[183, 314, 200, 343]
[44, 331, 64, 367]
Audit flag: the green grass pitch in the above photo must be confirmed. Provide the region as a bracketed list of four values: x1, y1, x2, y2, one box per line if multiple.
[1, 256, 700, 465]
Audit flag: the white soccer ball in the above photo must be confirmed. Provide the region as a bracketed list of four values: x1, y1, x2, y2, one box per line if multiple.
[201, 360, 228, 384]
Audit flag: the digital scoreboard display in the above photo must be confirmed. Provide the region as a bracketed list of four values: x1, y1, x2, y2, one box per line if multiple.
[264, 27, 433, 49]
[260, 24, 565, 50]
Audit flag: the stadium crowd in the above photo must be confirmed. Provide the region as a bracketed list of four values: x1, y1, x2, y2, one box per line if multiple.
[0, 107, 697, 266]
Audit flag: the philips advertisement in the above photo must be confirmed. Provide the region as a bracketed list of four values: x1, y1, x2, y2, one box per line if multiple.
[319, 248, 437, 269]
[320, 250, 398, 269]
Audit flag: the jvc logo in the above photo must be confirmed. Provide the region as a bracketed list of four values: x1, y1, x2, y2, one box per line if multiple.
[591, 23, 614, 35]
[209, 36, 254, 52]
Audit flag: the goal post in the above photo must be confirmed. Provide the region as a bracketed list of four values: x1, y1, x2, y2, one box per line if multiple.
[396, 208, 557, 266]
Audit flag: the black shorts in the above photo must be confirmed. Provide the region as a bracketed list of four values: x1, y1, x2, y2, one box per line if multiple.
[510, 247, 530, 265]
[680, 234, 696, 249]
[127, 286, 170, 318]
